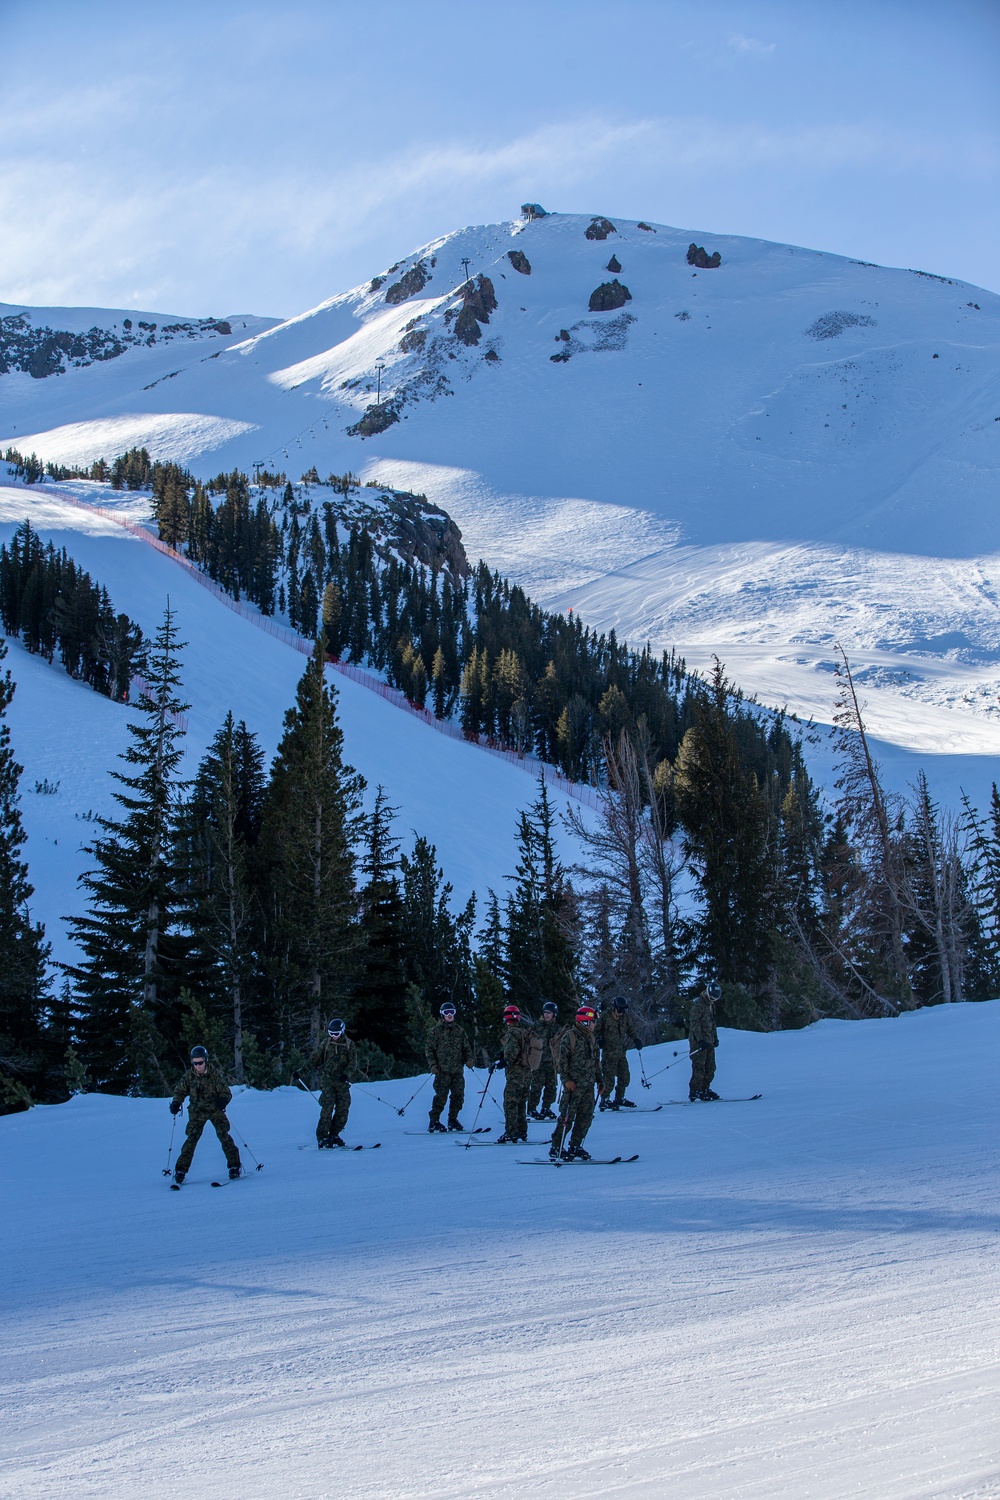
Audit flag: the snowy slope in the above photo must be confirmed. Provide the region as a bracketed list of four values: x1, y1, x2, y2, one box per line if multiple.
[0, 485, 591, 964]
[3, 1002, 999, 1498]
[2, 212, 999, 758]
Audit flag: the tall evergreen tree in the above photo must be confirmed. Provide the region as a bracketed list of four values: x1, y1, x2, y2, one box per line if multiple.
[177, 713, 265, 1081]
[259, 638, 364, 1054]
[68, 605, 189, 1092]
[505, 778, 578, 1015]
[352, 787, 408, 1058]
[0, 639, 57, 1111]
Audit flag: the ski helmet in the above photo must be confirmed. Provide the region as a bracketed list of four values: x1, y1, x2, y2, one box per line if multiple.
[503, 1004, 521, 1024]
[439, 1003, 457, 1018]
[190, 1045, 209, 1063]
[541, 1001, 558, 1017]
[327, 1018, 346, 1037]
[612, 995, 629, 1012]
[706, 980, 722, 1002]
[575, 1006, 597, 1026]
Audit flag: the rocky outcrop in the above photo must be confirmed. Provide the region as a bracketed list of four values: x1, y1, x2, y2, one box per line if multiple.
[399, 326, 427, 353]
[606, 254, 621, 273]
[454, 275, 497, 346]
[347, 402, 401, 438]
[381, 494, 471, 578]
[804, 311, 877, 340]
[369, 276, 385, 294]
[687, 243, 721, 269]
[637, 222, 655, 232]
[385, 261, 430, 305]
[521, 203, 547, 218]
[0, 311, 234, 379]
[585, 217, 616, 240]
[588, 280, 632, 313]
[507, 250, 531, 275]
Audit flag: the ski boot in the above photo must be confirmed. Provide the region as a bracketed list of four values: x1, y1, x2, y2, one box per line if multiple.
[570, 1146, 592, 1161]
[447, 1119, 465, 1132]
[619, 1098, 637, 1108]
[173, 1169, 186, 1185]
[528, 1109, 544, 1121]
[700, 1090, 721, 1101]
[548, 1144, 562, 1161]
[539, 1109, 557, 1121]
[317, 1137, 334, 1149]
[330, 1135, 346, 1147]
[496, 1132, 514, 1144]
[688, 1091, 700, 1102]
[601, 1100, 619, 1111]
[228, 1165, 242, 1179]
[428, 1120, 447, 1134]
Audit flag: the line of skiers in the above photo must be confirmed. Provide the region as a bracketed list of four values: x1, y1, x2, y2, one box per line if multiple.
[167, 982, 724, 1179]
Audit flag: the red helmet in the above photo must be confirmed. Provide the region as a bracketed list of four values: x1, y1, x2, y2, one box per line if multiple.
[503, 1004, 521, 1024]
[575, 1006, 597, 1026]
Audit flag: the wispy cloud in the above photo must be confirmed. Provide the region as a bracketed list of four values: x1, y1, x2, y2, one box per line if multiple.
[728, 34, 776, 56]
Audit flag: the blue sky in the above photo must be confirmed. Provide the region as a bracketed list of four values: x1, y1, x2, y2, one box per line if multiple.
[2, 0, 998, 316]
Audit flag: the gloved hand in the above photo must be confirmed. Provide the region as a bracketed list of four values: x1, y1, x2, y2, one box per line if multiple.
[169, 1100, 181, 1116]
[493, 1059, 505, 1071]
[564, 1079, 577, 1091]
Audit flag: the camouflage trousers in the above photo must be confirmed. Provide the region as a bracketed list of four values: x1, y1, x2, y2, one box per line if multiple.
[503, 1065, 532, 1139]
[553, 1087, 596, 1153]
[689, 1046, 717, 1097]
[429, 1068, 465, 1127]
[527, 1058, 557, 1114]
[603, 1050, 631, 1104]
[318, 1083, 351, 1141]
[176, 1110, 241, 1176]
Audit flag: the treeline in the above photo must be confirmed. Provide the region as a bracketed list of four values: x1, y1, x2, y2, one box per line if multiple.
[0, 522, 144, 700]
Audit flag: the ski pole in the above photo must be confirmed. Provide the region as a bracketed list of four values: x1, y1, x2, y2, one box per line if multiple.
[639, 1052, 651, 1090]
[353, 1076, 429, 1117]
[396, 1075, 430, 1116]
[644, 1046, 704, 1083]
[296, 1076, 320, 1103]
[162, 1111, 179, 1177]
[227, 1116, 264, 1172]
[462, 1063, 496, 1147]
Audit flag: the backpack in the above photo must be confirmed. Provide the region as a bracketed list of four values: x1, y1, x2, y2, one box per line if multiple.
[519, 1026, 544, 1071]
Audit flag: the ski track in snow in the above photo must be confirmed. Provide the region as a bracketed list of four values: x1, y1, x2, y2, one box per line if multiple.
[2, 1005, 999, 1498]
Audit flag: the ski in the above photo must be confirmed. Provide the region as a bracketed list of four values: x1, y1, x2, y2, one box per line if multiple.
[299, 1142, 381, 1151]
[403, 1127, 491, 1136]
[600, 1104, 662, 1113]
[659, 1094, 762, 1106]
[457, 1137, 551, 1147]
[518, 1154, 640, 1166]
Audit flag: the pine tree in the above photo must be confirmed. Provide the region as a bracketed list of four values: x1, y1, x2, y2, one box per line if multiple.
[352, 787, 408, 1058]
[177, 714, 265, 1081]
[399, 837, 475, 1055]
[259, 638, 364, 1055]
[68, 605, 189, 1092]
[504, 779, 577, 1015]
[0, 639, 57, 1112]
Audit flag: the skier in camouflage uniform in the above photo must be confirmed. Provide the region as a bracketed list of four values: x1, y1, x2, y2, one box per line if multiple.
[597, 995, 643, 1110]
[551, 1005, 605, 1161]
[497, 1004, 533, 1144]
[170, 1045, 241, 1183]
[425, 1002, 473, 1132]
[309, 1018, 358, 1146]
[689, 980, 721, 1100]
[528, 1001, 560, 1121]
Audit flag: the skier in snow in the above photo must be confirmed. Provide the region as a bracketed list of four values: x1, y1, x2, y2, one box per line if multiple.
[528, 1001, 560, 1121]
[425, 1002, 473, 1132]
[551, 1005, 605, 1161]
[597, 995, 643, 1109]
[169, 1045, 242, 1183]
[310, 1019, 358, 1146]
[689, 981, 721, 1100]
[497, 1004, 534, 1143]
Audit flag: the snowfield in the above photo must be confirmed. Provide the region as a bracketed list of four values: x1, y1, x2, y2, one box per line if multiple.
[3, 1001, 999, 1498]
[3, 211, 999, 759]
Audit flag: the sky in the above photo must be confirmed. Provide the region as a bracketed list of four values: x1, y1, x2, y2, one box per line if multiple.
[1, 0, 998, 318]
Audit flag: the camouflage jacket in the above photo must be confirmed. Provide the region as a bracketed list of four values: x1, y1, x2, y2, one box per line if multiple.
[502, 1020, 533, 1074]
[688, 994, 719, 1051]
[310, 1036, 358, 1088]
[558, 1024, 603, 1090]
[532, 1018, 560, 1070]
[171, 1065, 232, 1115]
[425, 1020, 473, 1074]
[597, 1008, 641, 1057]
